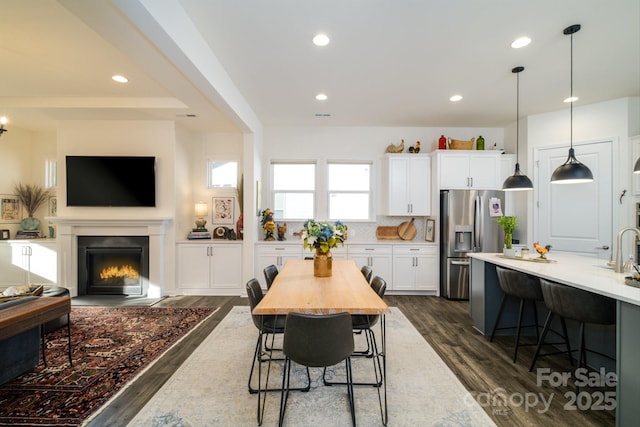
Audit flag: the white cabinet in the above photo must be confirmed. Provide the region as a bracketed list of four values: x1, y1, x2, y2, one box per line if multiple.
[347, 244, 393, 285]
[392, 245, 437, 292]
[176, 242, 242, 295]
[436, 151, 511, 190]
[255, 244, 302, 288]
[387, 154, 431, 215]
[0, 240, 57, 285]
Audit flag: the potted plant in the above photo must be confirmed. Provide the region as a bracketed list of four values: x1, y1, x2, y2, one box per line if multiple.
[14, 183, 50, 231]
[497, 216, 517, 257]
[302, 219, 348, 277]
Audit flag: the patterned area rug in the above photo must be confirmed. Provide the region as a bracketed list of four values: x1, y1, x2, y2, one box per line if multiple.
[0, 306, 217, 426]
[129, 306, 496, 426]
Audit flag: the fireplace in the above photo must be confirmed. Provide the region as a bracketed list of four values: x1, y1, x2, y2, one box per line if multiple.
[78, 236, 149, 296]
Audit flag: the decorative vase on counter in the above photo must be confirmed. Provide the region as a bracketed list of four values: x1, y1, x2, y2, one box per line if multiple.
[314, 249, 332, 277]
[21, 217, 40, 231]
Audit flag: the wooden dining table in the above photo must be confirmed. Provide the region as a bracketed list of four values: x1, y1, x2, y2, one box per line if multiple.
[252, 259, 390, 425]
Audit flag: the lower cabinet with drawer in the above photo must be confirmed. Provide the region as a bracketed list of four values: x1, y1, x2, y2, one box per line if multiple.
[255, 244, 302, 289]
[347, 244, 393, 287]
[392, 245, 438, 292]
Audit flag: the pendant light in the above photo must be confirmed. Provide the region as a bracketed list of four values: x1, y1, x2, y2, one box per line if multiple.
[503, 66, 533, 191]
[550, 24, 593, 184]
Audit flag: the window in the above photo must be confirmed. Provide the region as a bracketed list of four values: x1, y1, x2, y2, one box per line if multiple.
[207, 161, 238, 188]
[272, 162, 315, 220]
[328, 162, 371, 220]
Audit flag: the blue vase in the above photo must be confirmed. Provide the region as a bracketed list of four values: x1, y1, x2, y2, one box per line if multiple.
[21, 217, 40, 231]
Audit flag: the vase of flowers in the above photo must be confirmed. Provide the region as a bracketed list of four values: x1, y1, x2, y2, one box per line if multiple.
[302, 219, 348, 277]
[497, 215, 517, 257]
[14, 183, 50, 231]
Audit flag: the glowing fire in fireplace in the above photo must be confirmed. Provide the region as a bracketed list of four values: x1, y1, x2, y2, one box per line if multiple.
[100, 264, 140, 280]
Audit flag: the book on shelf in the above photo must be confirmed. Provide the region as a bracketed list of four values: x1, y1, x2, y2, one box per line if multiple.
[15, 230, 42, 239]
[187, 231, 211, 240]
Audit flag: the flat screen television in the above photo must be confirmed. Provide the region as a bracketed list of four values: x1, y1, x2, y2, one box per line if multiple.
[66, 156, 156, 207]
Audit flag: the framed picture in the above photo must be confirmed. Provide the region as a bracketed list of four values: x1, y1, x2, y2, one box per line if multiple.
[48, 196, 57, 217]
[0, 229, 9, 240]
[425, 219, 435, 242]
[212, 197, 234, 225]
[0, 195, 21, 223]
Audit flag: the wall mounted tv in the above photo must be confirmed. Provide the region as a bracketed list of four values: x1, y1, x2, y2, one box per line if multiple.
[66, 156, 156, 207]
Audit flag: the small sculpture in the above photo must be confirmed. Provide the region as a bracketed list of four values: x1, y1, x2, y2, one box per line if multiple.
[408, 141, 421, 153]
[385, 139, 405, 153]
[261, 208, 276, 241]
[277, 223, 287, 241]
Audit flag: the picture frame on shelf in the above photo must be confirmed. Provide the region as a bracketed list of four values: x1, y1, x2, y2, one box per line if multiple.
[212, 196, 234, 225]
[48, 196, 57, 217]
[0, 195, 21, 223]
[0, 229, 10, 240]
[425, 218, 435, 242]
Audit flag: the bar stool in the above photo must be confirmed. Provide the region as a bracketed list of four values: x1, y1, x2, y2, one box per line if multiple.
[490, 266, 545, 363]
[529, 279, 616, 373]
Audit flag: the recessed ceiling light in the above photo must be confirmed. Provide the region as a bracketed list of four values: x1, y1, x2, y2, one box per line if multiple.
[315, 93, 328, 101]
[112, 75, 128, 83]
[449, 95, 463, 102]
[313, 33, 330, 47]
[564, 96, 579, 103]
[511, 36, 532, 49]
[315, 113, 331, 117]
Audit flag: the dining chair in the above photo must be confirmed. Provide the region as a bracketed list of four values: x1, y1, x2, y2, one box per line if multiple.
[360, 265, 373, 283]
[324, 275, 386, 388]
[279, 312, 356, 427]
[246, 278, 310, 395]
[263, 264, 279, 290]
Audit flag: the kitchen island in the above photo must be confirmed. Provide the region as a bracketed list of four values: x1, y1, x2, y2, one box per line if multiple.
[469, 252, 640, 427]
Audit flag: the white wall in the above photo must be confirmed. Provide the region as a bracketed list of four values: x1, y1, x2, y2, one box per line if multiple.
[263, 125, 505, 217]
[526, 97, 640, 252]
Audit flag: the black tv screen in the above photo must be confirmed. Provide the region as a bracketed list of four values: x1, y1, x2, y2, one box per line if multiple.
[66, 156, 156, 207]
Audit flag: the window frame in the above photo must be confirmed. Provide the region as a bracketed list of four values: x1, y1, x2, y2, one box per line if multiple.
[270, 160, 317, 221]
[326, 160, 373, 221]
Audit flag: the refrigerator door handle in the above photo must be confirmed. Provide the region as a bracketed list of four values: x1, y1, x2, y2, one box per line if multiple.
[473, 195, 481, 252]
[451, 260, 470, 265]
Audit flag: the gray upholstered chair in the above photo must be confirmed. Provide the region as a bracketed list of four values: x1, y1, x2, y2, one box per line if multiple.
[263, 264, 279, 290]
[490, 266, 546, 363]
[529, 279, 616, 373]
[279, 312, 356, 427]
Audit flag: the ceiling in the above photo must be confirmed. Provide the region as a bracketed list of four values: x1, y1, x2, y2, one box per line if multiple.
[1, 0, 638, 135]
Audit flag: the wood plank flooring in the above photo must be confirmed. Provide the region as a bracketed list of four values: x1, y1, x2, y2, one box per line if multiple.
[86, 295, 615, 426]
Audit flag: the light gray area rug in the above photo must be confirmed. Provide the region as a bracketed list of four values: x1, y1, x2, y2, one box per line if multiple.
[128, 306, 495, 426]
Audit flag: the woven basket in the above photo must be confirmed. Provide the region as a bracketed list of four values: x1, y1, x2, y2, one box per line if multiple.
[448, 137, 475, 150]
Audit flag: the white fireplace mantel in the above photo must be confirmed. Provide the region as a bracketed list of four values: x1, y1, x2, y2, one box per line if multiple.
[49, 217, 172, 297]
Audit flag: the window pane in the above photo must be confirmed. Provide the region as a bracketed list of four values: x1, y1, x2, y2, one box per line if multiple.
[273, 164, 315, 190]
[329, 193, 369, 220]
[274, 192, 314, 219]
[208, 161, 237, 188]
[329, 163, 370, 191]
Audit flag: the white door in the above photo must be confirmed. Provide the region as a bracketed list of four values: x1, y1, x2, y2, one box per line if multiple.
[535, 140, 613, 259]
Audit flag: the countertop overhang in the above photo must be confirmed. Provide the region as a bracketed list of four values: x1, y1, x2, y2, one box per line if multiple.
[469, 252, 640, 307]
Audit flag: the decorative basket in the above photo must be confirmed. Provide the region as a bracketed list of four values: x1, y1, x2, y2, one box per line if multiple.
[448, 137, 475, 150]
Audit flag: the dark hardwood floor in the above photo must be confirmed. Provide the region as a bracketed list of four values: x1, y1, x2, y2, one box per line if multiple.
[87, 295, 615, 426]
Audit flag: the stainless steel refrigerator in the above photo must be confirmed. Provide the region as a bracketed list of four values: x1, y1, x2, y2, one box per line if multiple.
[439, 189, 505, 299]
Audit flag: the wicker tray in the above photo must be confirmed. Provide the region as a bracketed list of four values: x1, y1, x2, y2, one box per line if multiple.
[448, 137, 475, 150]
[0, 285, 44, 303]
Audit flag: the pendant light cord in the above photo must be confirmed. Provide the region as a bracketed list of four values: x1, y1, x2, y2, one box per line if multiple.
[570, 30, 574, 150]
[516, 70, 520, 162]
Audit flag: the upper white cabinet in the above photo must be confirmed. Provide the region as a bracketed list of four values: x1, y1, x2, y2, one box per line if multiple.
[386, 154, 431, 216]
[435, 151, 514, 190]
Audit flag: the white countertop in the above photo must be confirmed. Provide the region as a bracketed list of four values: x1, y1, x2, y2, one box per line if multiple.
[469, 252, 640, 307]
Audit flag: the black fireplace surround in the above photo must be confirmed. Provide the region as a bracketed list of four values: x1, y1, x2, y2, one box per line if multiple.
[77, 236, 149, 296]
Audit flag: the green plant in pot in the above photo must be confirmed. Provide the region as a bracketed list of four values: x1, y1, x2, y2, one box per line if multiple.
[14, 183, 50, 231]
[497, 215, 517, 257]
